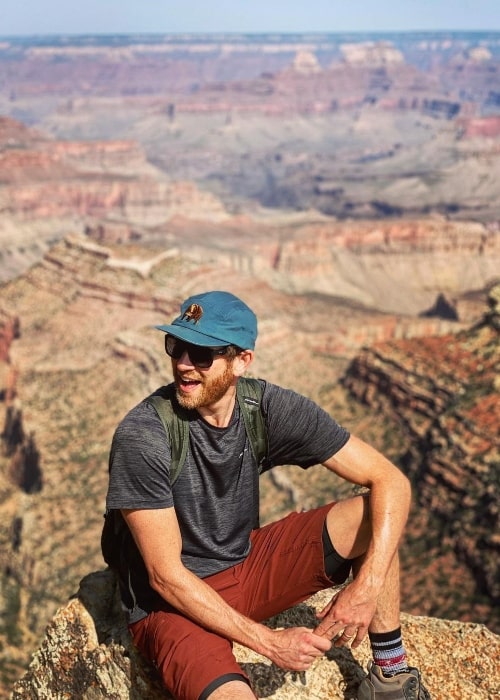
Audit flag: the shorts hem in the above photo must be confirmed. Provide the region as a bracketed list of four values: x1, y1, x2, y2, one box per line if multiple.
[199, 672, 250, 700]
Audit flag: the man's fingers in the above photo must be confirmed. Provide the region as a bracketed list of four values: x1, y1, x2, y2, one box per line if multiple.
[314, 616, 346, 640]
[330, 624, 361, 647]
[333, 632, 353, 647]
[351, 625, 367, 649]
[310, 631, 333, 653]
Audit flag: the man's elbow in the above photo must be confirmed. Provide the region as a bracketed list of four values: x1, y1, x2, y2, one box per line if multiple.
[148, 562, 186, 601]
[395, 468, 412, 512]
[148, 570, 167, 596]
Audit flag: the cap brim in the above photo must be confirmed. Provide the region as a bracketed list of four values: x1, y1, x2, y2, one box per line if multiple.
[155, 324, 231, 347]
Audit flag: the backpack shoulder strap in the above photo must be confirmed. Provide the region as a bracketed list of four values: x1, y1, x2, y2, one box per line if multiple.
[236, 377, 270, 473]
[145, 384, 190, 486]
[146, 378, 270, 484]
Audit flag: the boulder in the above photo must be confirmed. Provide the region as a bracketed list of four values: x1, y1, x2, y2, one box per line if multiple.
[11, 569, 499, 699]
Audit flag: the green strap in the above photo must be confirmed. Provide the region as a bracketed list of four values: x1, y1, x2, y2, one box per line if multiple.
[146, 385, 190, 486]
[146, 377, 268, 485]
[236, 377, 268, 473]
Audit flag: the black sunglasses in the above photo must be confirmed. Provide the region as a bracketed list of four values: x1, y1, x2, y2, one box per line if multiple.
[165, 336, 233, 368]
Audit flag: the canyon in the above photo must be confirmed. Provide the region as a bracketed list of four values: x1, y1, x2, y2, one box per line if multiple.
[0, 234, 498, 696]
[1, 32, 500, 289]
[0, 31, 499, 697]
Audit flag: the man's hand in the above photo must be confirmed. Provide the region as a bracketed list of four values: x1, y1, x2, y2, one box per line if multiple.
[313, 580, 378, 649]
[124, 507, 331, 670]
[266, 627, 331, 671]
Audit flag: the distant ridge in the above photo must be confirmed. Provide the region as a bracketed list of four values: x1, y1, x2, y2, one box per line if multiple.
[2, 30, 500, 42]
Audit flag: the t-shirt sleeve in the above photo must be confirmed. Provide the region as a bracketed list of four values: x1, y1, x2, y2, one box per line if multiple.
[262, 382, 350, 468]
[106, 400, 174, 510]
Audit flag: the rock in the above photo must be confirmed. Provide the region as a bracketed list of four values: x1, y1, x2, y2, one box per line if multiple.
[420, 293, 459, 321]
[485, 283, 500, 329]
[11, 569, 500, 699]
[340, 41, 405, 67]
[2, 402, 43, 494]
[291, 50, 321, 75]
[342, 285, 500, 629]
[10, 570, 167, 700]
[459, 116, 500, 138]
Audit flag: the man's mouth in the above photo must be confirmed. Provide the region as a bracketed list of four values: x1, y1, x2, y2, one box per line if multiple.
[177, 376, 202, 393]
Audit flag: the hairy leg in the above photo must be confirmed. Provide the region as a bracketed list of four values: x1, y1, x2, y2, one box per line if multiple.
[208, 679, 256, 699]
[325, 494, 401, 632]
[352, 550, 401, 632]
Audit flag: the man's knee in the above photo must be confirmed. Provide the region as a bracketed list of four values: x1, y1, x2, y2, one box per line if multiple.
[325, 493, 372, 560]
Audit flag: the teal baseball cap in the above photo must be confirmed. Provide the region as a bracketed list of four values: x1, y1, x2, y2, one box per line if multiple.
[156, 291, 257, 349]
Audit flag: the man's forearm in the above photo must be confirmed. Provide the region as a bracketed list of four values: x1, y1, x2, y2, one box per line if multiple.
[356, 472, 411, 590]
[148, 563, 330, 670]
[152, 564, 271, 653]
[324, 435, 412, 590]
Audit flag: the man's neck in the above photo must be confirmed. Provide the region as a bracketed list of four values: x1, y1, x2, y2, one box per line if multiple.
[197, 386, 237, 428]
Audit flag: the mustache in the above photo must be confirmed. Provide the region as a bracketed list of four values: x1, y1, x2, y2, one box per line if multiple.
[175, 370, 203, 382]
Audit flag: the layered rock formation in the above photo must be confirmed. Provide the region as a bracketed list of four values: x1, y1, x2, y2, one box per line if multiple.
[459, 115, 500, 138]
[342, 285, 500, 628]
[130, 215, 500, 317]
[0, 232, 497, 696]
[1, 33, 497, 108]
[340, 41, 405, 67]
[2, 34, 500, 233]
[11, 570, 500, 699]
[3, 112, 498, 316]
[260, 219, 500, 315]
[0, 117, 229, 284]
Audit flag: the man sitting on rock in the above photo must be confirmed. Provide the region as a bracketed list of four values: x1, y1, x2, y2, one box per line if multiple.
[104, 290, 430, 700]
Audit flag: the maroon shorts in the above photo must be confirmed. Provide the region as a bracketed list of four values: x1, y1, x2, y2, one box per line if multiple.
[129, 503, 348, 700]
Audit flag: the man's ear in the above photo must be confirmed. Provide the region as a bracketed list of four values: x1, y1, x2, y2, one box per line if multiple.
[233, 350, 254, 377]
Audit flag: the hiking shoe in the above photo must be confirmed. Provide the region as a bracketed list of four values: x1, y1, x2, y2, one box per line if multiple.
[357, 661, 430, 699]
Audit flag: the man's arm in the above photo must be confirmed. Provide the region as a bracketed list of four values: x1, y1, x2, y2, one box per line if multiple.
[122, 507, 331, 671]
[314, 434, 411, 644]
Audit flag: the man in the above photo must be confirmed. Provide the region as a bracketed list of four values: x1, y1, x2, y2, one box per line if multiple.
[105, 290, 430, 700]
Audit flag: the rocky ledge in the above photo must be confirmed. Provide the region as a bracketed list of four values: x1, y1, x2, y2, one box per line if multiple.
[11, 570, 499, 699]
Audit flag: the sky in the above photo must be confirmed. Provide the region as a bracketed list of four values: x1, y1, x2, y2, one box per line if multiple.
[2, 0, 500, 37]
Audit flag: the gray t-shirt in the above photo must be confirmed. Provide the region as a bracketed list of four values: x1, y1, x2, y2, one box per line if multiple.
[106, 379, 349, 620]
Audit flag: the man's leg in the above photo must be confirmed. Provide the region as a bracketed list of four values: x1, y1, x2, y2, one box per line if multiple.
[129, 606, 256, 700]
[325, 496, 430, 699]
[128, 505, 335, 700]
[208, 680, 256, 699]
[325, 494, 402, 633]
[354, 551, 402, 633]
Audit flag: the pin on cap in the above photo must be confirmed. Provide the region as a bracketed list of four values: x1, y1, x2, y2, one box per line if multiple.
[156, 290, 257, 349]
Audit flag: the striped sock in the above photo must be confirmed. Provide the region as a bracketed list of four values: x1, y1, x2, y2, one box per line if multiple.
[369, 628, 409, 677]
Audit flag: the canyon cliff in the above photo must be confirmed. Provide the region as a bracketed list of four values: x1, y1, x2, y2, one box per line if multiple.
[1, 32, 500, 290]
[0, 234, 498, 696]
[0, 31, 499, 697]
[341, 285, 500, 628]
[0, 116, 228, 284]
[2, 115, 499, 315]
[10, 571, 499, 699]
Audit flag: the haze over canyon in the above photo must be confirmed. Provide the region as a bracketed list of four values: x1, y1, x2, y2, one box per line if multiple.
[0, 31, 499, 697]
